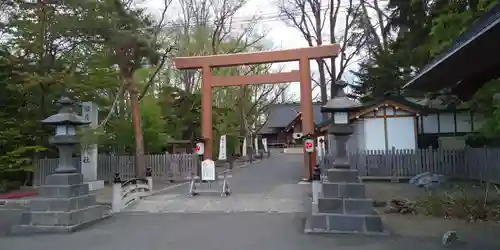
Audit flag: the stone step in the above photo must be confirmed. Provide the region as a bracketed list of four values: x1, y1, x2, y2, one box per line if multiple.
[331, 160, 351, 169]
[326, 168, 359, 183]
[322, 182, 366, 198]
[29, 194, 97, 212]
[318, 197, 375, 215]
[11, 206, 111, 235]
[37, 183, 90, 198]
[45, 173, 84, 186]
[0, 201, 29, 236]
[20, 205, 106, 227]
[304, 213, 387, 235]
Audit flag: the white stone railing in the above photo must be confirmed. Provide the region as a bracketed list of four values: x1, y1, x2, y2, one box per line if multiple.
[111, 168, 153, 213]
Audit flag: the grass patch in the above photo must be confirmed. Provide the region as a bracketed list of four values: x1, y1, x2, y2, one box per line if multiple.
[385, 182, 500, 222]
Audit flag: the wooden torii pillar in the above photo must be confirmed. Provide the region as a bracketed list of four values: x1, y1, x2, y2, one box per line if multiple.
[174, 44, 340, 180]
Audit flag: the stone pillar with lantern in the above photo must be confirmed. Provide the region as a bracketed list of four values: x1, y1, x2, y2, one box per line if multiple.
[304, 83, 386, 235]
[11, 97, 110, 235]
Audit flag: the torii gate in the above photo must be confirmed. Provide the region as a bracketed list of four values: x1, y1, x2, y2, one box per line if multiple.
[174, 44, 340, 180]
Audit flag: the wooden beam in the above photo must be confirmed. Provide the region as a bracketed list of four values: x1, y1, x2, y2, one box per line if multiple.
[383, 106, 389, 150]
[174, 44, 340, 69]
[211, 71, 300, 87]
[350, 100, 420, 119]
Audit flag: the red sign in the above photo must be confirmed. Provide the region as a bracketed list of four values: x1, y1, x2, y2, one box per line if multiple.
[304, 139, 314, 153]
[195, 142, 204, 155]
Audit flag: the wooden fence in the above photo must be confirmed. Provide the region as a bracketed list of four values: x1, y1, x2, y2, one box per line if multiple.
[322, 148, 500, 184]
[34, 154, 198, 186]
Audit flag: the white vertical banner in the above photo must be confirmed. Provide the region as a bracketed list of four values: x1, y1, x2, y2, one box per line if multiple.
[254, 137, 259, 152]
[262, 138, 268, 153]
[218, 135, 227, 160]
[242, 137, 247, 157]
[81, 102, 98, 181]
[317, 136, 325, 159]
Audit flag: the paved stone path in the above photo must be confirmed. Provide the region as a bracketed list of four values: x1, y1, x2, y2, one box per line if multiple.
[126, 154, 309, 213]
[1, 154, 499, 250]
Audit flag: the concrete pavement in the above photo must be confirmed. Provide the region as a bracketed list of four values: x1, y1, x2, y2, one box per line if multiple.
[125, 154, 308, 213]
[2, 212, 491, 250]
[1, 154, 496, 250]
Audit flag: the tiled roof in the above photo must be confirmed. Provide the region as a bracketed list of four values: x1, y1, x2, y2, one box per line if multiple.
[258, 103, 324, 134]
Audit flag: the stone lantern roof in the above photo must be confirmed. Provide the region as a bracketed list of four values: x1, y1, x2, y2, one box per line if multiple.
[321, 82, 361, 112]
[41, 96, 90, 125]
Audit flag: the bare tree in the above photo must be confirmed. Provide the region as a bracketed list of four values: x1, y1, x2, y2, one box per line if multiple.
[278, 0, 366, 116]
[173, 0, 265, 93]
[278, 0, 329, 112]
[357, 0, 391, 56]
[172, 0, 287, 143]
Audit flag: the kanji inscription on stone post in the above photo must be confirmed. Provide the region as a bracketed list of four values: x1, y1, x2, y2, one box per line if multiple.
[81, 102, 98, 183]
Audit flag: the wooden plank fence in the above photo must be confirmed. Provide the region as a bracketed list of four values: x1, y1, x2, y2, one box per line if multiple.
[34, 153, 198, 186]
[322, 148, 500, 184]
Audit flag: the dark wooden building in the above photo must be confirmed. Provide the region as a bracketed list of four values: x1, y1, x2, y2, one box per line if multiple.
[258, 102, 324, 147]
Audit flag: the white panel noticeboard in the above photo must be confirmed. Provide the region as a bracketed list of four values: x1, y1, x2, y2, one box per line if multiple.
[201, 159, 216, 181]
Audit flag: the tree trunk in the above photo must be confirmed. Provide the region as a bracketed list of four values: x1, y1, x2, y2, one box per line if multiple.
[126, 76, 146, 178]
[330, 61, 337, 98]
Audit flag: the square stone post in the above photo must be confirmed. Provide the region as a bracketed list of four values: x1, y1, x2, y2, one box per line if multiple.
[327, 123, 353, 169]
[81, 101, 104, 191]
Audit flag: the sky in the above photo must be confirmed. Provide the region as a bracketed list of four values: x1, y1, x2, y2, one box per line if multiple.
[142, 0, 358, 101]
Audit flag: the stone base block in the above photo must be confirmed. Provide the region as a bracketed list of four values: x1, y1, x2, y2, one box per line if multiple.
[85, 180, 105, 191]
[331, 158, 351, 169]
[23, 205, 105, 226]
[344, 198, 375, 215]
[322, 182, 366, 198]
[318, 197, 375, 214]
[0, 201, 29, 236]
[29, 194, 96, 212]
[326, 168, 359, 182]
[45, 173, 83, 186]
[304, 213, 388, 235]
[37, 184, 90, 198]
[10, 205, 111, 235]
[318, 198, 343, 213]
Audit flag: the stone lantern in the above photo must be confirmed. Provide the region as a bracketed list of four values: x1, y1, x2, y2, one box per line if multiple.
[320, 81, 361, 169]
[42, 96, 90, 173]
[304, 82, 386, 235]
[12, 96, 109, 235]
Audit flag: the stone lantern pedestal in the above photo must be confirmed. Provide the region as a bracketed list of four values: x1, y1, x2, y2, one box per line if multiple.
[11, 97, 110, 235]
[304, 84, 387, 235]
